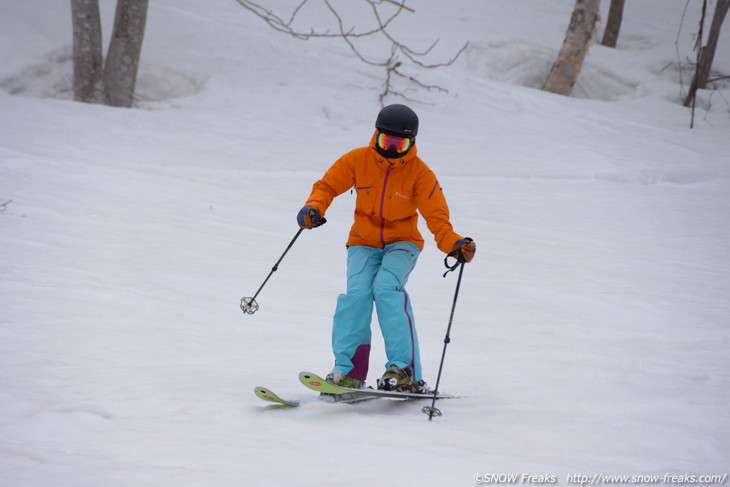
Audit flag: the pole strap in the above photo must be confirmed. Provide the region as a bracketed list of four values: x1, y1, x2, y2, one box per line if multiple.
[443, 237, 472, 277]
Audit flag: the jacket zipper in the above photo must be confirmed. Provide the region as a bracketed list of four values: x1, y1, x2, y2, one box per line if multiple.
[379, 164, 392, 247]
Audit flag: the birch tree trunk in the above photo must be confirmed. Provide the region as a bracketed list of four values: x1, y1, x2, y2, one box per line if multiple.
[684, 0, 730, 107]
[601, 0, 625, 48]
[103, 0, 149, 107]
[542, 0, 601, 96]
[71, 0, 104, 103]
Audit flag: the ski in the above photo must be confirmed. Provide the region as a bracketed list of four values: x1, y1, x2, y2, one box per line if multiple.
[298, 371, 454, 401]
[254, 372, 455, 408]
[254, 385, 377, 406]
[254, 386, 300, 406]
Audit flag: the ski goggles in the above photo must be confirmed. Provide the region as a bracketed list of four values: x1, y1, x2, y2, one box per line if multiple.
[376, 131, 413, 154]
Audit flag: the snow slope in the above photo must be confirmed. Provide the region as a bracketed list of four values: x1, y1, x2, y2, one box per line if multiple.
[1, 1, 729, 486]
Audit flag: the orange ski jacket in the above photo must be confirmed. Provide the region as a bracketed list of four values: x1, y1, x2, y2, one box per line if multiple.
[304, 131, 463, 254]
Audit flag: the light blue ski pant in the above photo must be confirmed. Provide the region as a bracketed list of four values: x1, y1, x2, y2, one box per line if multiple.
[331, 241, 422, 382]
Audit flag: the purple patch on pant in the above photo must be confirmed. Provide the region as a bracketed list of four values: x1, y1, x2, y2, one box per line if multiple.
[349, 344, 371, 381]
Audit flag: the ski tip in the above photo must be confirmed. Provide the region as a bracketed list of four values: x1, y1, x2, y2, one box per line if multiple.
[254, 386, 300, 406]
[298, 371, 323, 387]
[254, 386, 275, 400]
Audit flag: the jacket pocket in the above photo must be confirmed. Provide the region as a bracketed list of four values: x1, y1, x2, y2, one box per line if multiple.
[355, 185, 378, 216]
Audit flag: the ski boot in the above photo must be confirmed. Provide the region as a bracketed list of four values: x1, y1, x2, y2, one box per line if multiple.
[377, 365, 429, 393]
[325, 370, 364, 389]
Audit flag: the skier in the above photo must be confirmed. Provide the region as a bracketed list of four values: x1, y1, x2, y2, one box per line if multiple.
[297, 104, 476, 392]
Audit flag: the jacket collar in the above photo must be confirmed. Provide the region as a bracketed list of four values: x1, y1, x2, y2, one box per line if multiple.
[368, 129, 418, 168]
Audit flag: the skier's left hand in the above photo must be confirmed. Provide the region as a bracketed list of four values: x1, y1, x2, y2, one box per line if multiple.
[452, 238, 476, 263]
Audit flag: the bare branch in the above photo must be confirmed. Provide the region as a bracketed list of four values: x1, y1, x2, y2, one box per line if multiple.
[237, 0, 466, 105]
[404, 41, 468, 69]
[379, 0, 415, 13]
[235, 0, 403, 39]
[393, 65, 449, 93]
[323, 0, 389, 65]
[708, 75, 730, 82]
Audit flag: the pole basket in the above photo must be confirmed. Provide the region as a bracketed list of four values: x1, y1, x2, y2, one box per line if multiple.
[421, 405, 443, 418]
[240, 297, 259, 315]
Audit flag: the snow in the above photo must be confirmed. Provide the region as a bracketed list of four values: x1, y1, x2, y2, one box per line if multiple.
[1, 0, 729, 485]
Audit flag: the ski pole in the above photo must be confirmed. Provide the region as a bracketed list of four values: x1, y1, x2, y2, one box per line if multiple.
[240, 216, 326, 315]
[422, 254, 466, 420]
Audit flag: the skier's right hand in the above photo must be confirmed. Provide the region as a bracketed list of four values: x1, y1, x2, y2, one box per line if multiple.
[297, 206, 322, 229]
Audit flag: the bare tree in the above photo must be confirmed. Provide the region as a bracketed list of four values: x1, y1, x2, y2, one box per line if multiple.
[104, 0, 149, 107]
[71, 0, 149, 107]
[601, 0, 625, 48]
[684, 0, 730, 109]
[235, 0, 466, 105]
[71, 0, 103, 103]
[542, 0, 601, 96]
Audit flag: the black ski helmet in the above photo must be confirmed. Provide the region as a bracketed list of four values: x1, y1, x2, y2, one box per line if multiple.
[375, 104, 418, 138]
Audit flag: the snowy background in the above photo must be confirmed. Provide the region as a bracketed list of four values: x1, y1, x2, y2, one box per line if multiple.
[1, 0, 729, 485]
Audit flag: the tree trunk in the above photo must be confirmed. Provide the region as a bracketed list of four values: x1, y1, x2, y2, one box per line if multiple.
[71, 0, 104, 103]
[542, 0, 601, 96]
[103, 0, 149, 107]
[684, 0, 730, 107]
[601, 0, 625, 48]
